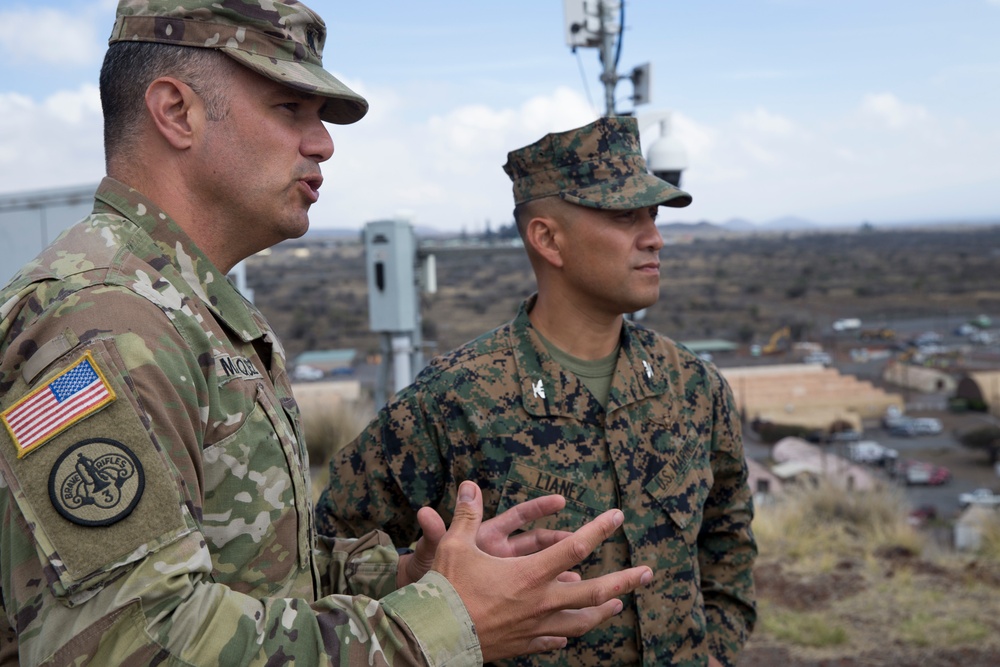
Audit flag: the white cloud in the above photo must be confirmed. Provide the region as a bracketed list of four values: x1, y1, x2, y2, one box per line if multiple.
[3, 78, 999, 235]
[427, 105, 517, 157]
[0, 85, 105, 195]
[314, 85, 597, 232]
[735, 108, 801, 137]
[652, 87, 1000, 226]
[858, 93, 930, 130]
[43, 85, 103, 125]
[0, 7, 105, 66]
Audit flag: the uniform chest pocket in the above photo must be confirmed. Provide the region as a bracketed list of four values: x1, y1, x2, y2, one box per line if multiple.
[645, 435, 713, 537]
[201, 384, 310, 592]
[496, 461, 615, 531]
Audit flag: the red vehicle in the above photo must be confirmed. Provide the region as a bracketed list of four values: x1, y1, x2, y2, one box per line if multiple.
[897, 460, 951, 486]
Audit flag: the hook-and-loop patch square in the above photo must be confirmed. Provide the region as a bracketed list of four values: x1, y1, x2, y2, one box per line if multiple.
[1, 351, 116, 458]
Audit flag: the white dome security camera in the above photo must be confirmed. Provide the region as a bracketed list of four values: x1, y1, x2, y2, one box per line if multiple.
[645, 116, 688, 187]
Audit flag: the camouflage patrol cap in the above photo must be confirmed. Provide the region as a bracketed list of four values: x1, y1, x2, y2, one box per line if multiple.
[109, 0, 367, 125]
[503, 116, 692, 210]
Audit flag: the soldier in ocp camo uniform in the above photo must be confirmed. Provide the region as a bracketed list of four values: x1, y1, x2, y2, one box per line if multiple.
[0, 3, 656, 665]
[317, 117, 758, 667]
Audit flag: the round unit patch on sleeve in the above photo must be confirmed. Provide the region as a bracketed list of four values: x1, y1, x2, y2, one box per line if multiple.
[48, 438, 145, 527]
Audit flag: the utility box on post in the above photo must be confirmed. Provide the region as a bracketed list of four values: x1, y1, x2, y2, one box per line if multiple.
[364, 219, 417, 333]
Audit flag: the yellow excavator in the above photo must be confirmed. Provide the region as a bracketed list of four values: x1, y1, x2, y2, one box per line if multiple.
[762, 326, 791, 355]
[860, 327, 896, 342]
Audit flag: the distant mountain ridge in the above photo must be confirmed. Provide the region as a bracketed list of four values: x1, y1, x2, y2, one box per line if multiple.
[300, 214, 999, 242]
[658, 216, 819, 236]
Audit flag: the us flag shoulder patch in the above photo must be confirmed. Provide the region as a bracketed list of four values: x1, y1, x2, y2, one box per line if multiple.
[2, 352, 117, 459]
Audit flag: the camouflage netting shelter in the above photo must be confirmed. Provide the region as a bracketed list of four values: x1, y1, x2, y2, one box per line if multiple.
[956, 371, 1000, 416]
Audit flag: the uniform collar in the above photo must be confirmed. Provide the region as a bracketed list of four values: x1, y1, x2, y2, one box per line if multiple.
[93, 177, 264, 342]
[509, 295, 670, 419]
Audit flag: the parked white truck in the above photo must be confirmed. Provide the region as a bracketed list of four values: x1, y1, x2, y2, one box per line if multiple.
[958, 488, 1000, 508]
[847, 441, 898, 465]
[832, 318, 862, 332]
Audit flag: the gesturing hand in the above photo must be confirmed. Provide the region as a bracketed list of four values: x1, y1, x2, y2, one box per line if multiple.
[432, 480, 653, 662]
[398, 493, 573, 588]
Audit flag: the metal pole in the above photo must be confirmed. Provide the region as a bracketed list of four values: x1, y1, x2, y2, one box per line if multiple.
[391, 334, 413, 394]
[412, 252, 425, 377]
[375, 333, 391, 408]
[599, 1, 618, 116]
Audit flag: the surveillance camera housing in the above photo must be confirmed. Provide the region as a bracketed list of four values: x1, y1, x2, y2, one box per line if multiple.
[645, 116, 688, 188]
[646, 135, 688, 171]
[651, 169, 684, 188]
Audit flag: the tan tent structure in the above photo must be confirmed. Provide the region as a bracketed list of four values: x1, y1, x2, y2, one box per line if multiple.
[956, 371, 1000, 417]
[883, 361, 957, 394]
[721, 364, 903, 430]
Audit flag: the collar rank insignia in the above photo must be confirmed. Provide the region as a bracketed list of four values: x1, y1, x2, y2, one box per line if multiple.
[532, 379, 546, 399]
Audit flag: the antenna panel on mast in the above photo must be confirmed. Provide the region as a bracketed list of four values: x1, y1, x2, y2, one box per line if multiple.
[563, 0, 601, 48]
[630, 62, 652, 106]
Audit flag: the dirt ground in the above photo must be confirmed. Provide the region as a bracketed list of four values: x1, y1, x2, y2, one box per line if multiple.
[739, 645, 1000, 667]
[738, 549, 1000, 666]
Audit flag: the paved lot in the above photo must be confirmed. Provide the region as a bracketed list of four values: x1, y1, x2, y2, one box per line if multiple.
[869, 420, 997, 518]
[741, 312, 1000, 522]
[745, 409, 998, 519]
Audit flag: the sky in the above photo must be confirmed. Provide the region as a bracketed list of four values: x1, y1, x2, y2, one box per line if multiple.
[1, 0, 998, 233]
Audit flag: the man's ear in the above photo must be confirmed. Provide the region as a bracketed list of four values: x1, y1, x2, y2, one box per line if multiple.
[145, 77, 201, 150]
[525, 215, 565, 269]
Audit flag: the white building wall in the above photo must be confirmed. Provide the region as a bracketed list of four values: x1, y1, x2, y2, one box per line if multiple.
[0, 185, 97, 282]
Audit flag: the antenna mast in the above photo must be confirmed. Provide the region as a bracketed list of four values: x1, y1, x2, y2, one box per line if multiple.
[563, 0, 650, 117]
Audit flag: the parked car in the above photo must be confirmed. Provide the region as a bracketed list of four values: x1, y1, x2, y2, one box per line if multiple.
[829, 429, 861, 443]
[832, 318, 861, 332]
[908, 504, 938, 527]
[802, 351, 833, 366]
[958, 488, 1000, 509]
[847, 441, 899, 465]
[897, 460, 951, 486]
[292, 364, 324, 381]
[884, 414, 942, 437]
[955, 323, 978, 336]
[970, 330, 995, 345]
[882, 405, 905, 428]
[912, 331, 943, 347]
[910, 417, 943, 435]
[887, 419, 918, 437]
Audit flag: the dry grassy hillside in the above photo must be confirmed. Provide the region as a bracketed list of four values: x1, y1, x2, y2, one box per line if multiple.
[739, 481, 1000, 666]
[247, 224, 1000, 361]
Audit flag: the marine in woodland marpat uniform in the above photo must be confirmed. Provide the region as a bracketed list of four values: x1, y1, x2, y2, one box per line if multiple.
[318, 117, 758, 667]
[0, 2, 654, 665]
